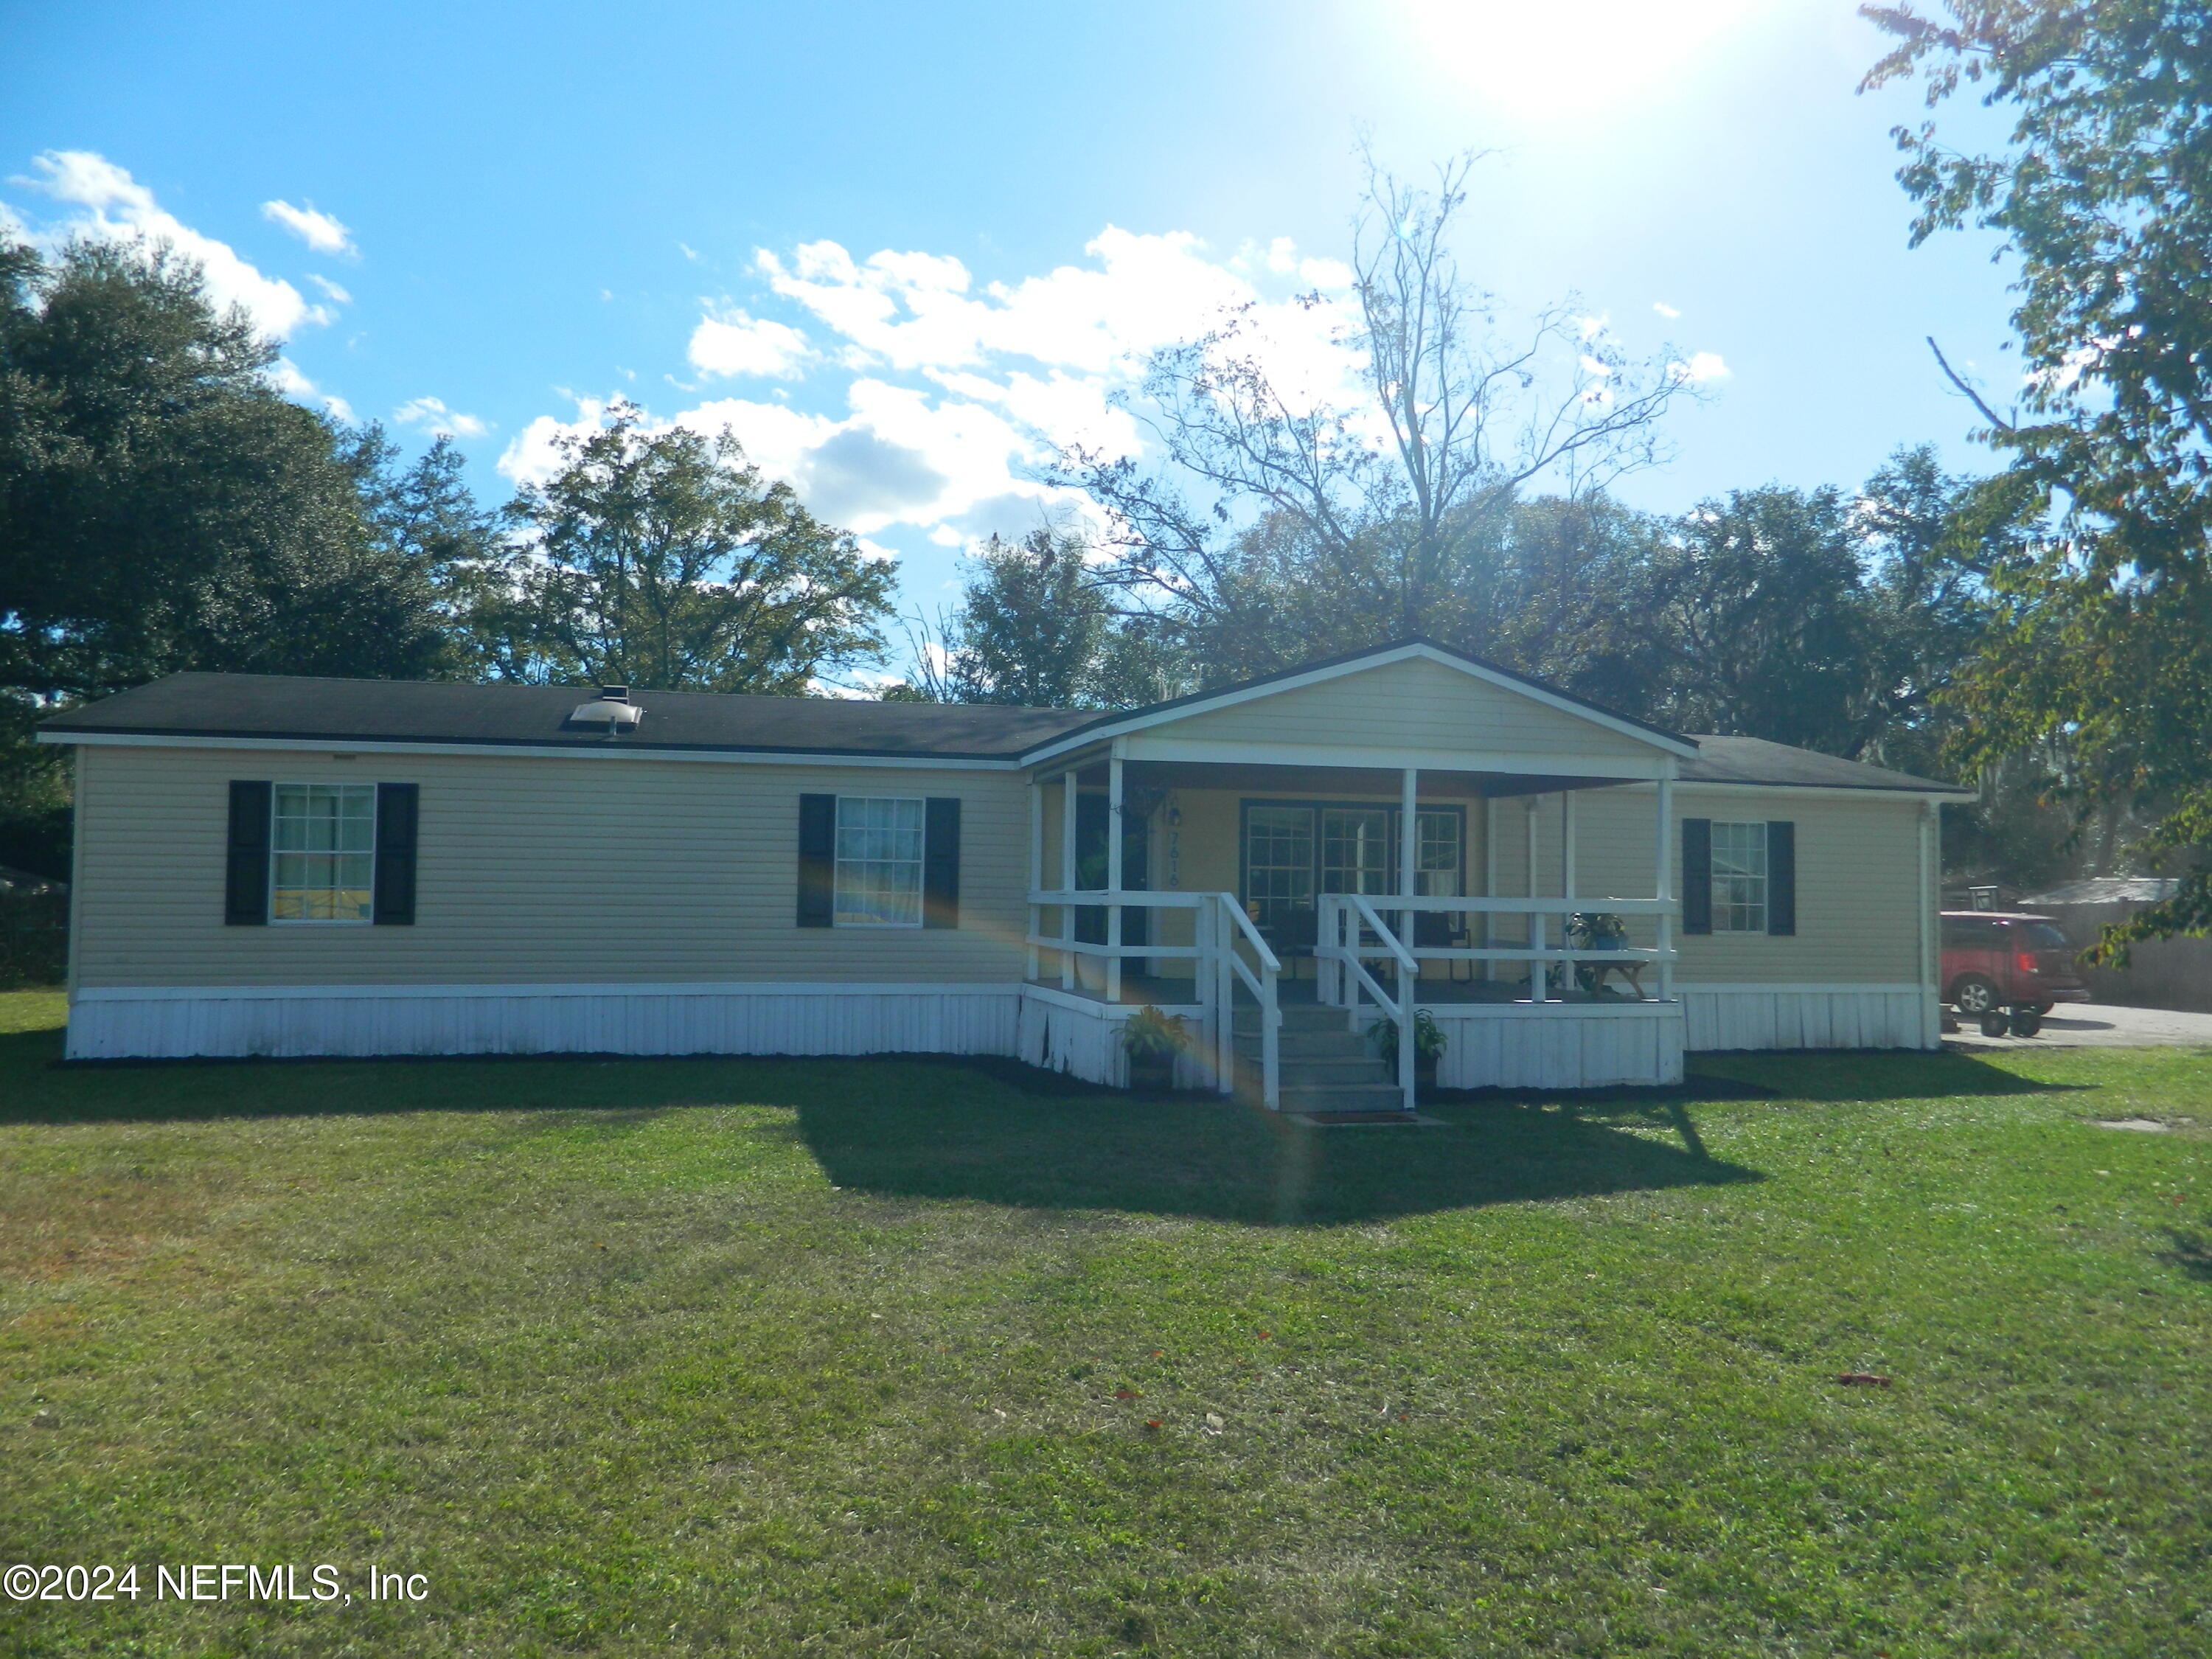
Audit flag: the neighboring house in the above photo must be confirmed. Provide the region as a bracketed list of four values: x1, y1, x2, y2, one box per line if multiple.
[2018, 877, 2211, 1015]
[37, 640, 1969, 1103]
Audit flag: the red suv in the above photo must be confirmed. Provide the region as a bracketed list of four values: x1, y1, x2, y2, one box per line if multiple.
[1939, 911, 2091, 1036]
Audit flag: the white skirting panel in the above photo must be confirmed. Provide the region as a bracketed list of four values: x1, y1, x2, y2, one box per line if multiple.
[66, 982, 1021, 1061]
[1395, 1001, 1686, 1090]
[1015, 985, 1215, 1090]
[1679, 983, 1938, 1053]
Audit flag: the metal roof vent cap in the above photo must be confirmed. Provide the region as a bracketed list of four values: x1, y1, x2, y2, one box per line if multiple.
[568, 684, 644, 734]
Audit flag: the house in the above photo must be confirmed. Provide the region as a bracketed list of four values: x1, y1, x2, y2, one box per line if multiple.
[2017, 877, 2210, 1015]
[37, 640, 1969, 1105]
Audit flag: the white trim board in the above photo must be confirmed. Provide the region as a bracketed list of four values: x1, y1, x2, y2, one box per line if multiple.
[1116, 737, 1676, 780]
[1017, 641, 1700, 767]
[40, 731, 1023, 771]
[74, 981, 1020, 1004]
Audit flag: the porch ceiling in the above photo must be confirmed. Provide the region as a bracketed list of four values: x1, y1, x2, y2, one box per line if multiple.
[1079, 759, 1642, 798]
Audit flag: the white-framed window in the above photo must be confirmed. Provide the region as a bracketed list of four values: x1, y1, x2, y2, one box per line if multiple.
[1711, 821, 1767, 933]
[834, 796, 925, 928]
[271, 782, 376, 924]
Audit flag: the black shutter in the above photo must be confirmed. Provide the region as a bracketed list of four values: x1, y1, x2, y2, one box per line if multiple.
[225, 781, 271, 925]
[797, 793, 835, 927]
[1767, 820, 1796, 936]
[1681, 816, 1712, 936]
[923, 796, 961, 930]
[372, 782, 419, 925]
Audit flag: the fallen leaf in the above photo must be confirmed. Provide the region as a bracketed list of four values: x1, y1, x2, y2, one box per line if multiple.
[1115, 1388, 1142, 1400]
[1837, 1373, 1891, 1387]
[1204, 1412, 1225, 1434]
[1144, 1419, 1163, 1431]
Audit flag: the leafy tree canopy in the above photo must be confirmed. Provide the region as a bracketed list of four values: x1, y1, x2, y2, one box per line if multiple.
[492, 408, 894, 695]
[1865, 0, 2212, 950]
[0, 235, 449, 704]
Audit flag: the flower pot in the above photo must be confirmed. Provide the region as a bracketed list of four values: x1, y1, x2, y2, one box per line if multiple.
[1127, 1052, 1176, 1093]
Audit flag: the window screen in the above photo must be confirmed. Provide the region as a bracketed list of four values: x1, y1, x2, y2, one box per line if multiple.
[271, 783, 377, 923]
[834, 796, 925, 927]
[1711, 821, 1768, 933]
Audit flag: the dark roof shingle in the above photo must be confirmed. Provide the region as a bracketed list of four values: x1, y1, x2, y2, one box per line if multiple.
[38, 672, 1095, 760]
[38, 671, 1970, 793]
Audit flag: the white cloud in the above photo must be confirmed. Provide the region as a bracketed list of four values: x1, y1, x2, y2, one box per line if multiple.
[268, 358, 353, 422]
[688, 307, 813, 379]
[309, 273, 352, 304]
[1674, 350, 1731, 382]
[394, 395, 489, 438]
[502, 223, 1377, 558]
[14, 151, 331, 339]
[1652, 300, 1682, 319]
[757, 226, 1347, 383]
[261, 198, 354, 257]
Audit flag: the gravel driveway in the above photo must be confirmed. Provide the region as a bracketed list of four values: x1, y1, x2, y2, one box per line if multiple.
[1946, 1002, 2212, 1050]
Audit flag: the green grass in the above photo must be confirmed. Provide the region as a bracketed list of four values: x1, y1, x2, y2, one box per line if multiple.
[1, 987, 2208, 1658]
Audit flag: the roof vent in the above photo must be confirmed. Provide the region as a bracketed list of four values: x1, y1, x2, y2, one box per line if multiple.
[568, 684, 643, 734]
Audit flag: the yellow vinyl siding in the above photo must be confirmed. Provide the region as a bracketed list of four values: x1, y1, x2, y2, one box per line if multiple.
[1152, 657, 1663, 764]
[71, 745, 1029, 990]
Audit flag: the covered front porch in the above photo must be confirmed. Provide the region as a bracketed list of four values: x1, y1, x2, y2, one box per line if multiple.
[1019, 749, 1688, 1108]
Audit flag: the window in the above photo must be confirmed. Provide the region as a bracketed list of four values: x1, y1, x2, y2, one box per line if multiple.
[1241, 801, 1464, 935]
[2022, 921, 2072, 950]
[271, 783, 376, 923]
[1244, 804, 1315, 934]
[1321, 807, 1391, 897]
[834, 796, 925, 927]
[1711, 821, 1767, 933]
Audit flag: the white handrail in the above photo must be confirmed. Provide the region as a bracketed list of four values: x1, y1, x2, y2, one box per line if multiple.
[1028, 889, 1278, 1110]
[1318, 897, 1416, 1110]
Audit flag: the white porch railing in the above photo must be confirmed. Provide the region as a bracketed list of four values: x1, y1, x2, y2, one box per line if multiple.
[1026, 889, 1281, 1110]
[1318, 894, 1681, 1111]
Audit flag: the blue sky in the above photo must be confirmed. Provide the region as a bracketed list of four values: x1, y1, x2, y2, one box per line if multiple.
[3, 0, 2017, 671]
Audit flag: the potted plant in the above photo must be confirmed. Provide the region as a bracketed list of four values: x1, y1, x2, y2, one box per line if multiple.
[1368, 1008, 1446, 1090]
[1121, 1004, 1187, 1093]
[1568, 911, 1630, 997]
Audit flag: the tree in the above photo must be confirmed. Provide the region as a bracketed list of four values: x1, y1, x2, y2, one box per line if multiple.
[0, 234, 451, 880]
[347, 428, 511, 678]
[1639, 485, 1888, 754]
[0, 236, 450, 703]
[880, 528, 1195, 709]
[1056, 155, 1694, 679]
[945, 529, 1109, 705]
[1863, 0, 2212, 950]
[493, 408, 894, 693]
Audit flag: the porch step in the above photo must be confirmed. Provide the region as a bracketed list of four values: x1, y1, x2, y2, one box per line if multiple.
[1240, 1027, 1375, 1061]
[1234, 1003, 1352, 1035]
[1277, 1081, 1411, 1112]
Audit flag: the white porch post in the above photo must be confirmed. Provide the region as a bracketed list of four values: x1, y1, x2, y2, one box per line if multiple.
[1399, 765, 1419, 1108]
[1524, 796, 1543, 1001]
[1656, 776, 1675, 1001]
[1919, 796, 1938, 1046]
[1026, 776, 1043, 982]
[1060, 769, 1078, 991]
[1482, 796, 1498, 981]
[1562, 789, 1579, 997]
[1107, 743, 1126, 1004]
[1562, 789, 1578, 902]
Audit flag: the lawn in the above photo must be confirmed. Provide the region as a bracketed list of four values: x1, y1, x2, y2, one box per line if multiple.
[1, 987, 2208, 1658]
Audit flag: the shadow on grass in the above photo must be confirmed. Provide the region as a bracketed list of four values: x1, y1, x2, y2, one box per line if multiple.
[1, 1019, 1758, 1225]
[1685, 1048, 2098, 1104]
[792, 1085, 1760, 1226]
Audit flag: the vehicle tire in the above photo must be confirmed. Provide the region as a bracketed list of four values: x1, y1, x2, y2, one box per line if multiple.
[2009, 1009, 2043, 1038]
[1980, 1011, 2011, 1038]
[1952, 974, 2000, 1017]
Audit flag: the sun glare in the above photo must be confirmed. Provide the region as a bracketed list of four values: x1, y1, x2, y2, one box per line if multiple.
[1402, 0, 1771, 122]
